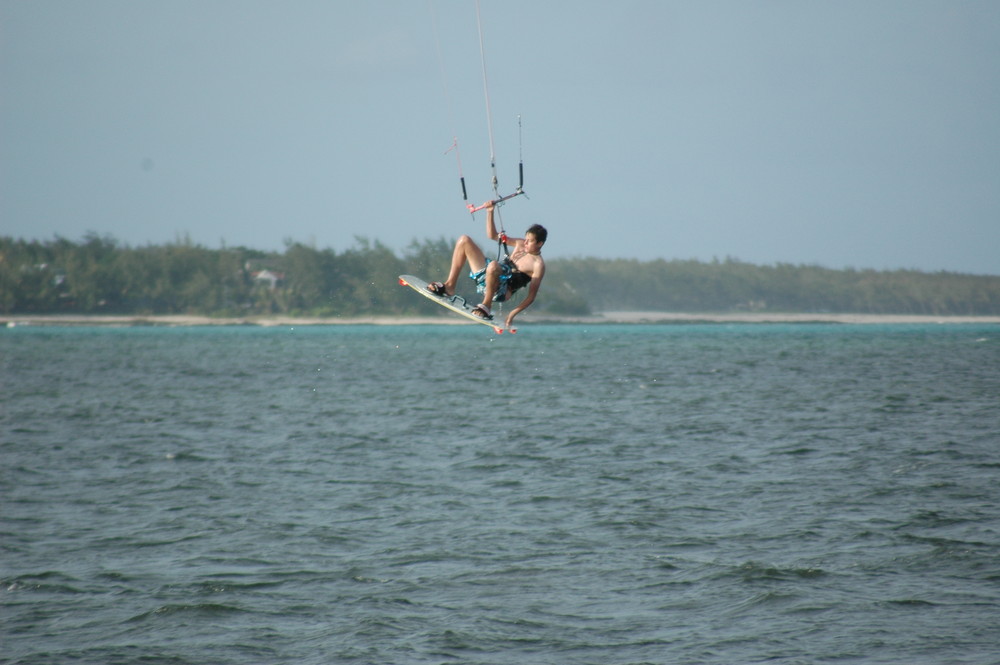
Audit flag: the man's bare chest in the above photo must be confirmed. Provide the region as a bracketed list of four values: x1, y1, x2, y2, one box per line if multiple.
[509, 250, 536, 275]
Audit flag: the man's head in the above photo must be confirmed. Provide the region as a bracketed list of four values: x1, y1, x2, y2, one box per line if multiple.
[526, 224, 547, 245]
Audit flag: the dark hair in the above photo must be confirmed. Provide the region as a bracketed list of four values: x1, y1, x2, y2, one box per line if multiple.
[526, 224, 547, 244]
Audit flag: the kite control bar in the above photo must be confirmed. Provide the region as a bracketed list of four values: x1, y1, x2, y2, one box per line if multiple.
[467, 189, 525, 214]
[466, 144, 525, 213]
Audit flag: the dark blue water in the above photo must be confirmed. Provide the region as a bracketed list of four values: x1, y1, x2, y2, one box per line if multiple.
[2, 324, 998, 664]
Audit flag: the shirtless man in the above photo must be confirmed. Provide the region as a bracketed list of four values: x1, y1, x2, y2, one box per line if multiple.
[426, 201, 547, 330]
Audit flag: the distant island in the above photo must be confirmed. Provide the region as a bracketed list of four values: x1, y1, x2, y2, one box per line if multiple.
[3, 234, 999, 318]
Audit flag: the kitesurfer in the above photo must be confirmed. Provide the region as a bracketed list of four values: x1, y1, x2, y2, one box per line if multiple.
[426, 201, 546, 330]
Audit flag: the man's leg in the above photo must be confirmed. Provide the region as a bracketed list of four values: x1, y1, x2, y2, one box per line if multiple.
[441, 235, 486, 295]
[477, 260, 503, 309]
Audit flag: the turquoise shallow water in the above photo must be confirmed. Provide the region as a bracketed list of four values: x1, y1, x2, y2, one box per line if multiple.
[2, 323, 999, 664]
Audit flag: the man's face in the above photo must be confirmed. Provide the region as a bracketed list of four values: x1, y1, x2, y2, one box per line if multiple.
[523, 232, 543, 255]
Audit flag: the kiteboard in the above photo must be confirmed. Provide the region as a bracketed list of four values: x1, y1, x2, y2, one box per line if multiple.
[398, 274, 513, 334]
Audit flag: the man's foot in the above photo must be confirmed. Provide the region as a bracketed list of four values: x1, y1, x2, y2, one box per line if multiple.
[426, 282, 449, 297]
[471, 304, 493, 320]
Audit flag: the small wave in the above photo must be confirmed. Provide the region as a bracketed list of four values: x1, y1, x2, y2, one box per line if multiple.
[127, 602, 251, 622]
[190, 578, 285, 593]
[902, 510, 972, 529]
[10, 426, 51, 435]
[160, 451, 212, 462]
[3, 571, 86, 594]
[733, 561, 828, 582]
[16, 644, 202, 665]
[882, 598, 938, 607]
[129, 532, 210, 548]
[773, 446, 818, 456]
[730, 590, 802, 612]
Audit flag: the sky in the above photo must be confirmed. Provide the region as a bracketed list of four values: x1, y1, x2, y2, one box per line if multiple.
[2, 0, 999, 274]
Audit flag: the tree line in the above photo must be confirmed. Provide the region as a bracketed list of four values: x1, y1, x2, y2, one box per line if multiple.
[2, 234, 999, 317]
[558, 256, 1000, 316]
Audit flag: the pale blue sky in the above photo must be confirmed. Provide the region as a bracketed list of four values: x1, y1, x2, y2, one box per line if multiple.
[3, 1, 999, 274]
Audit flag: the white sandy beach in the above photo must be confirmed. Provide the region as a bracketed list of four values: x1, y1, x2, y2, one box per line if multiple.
[4, 312, 1000, 328]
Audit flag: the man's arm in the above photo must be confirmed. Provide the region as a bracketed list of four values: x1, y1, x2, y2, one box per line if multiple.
[485, 201, 522, 244]
[484, 201, 499, 241]
[504, 263, 544, 329]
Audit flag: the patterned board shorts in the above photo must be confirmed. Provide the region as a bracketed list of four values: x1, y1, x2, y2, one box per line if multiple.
[470, 258, 514, 302]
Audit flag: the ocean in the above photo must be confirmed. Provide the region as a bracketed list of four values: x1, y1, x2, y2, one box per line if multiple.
[2, 323, 998, 664]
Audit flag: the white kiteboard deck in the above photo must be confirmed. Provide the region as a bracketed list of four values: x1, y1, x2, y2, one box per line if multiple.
[398, 274, 514, 334]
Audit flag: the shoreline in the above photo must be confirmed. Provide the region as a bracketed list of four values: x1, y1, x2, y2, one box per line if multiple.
[4, 312, 1000, 328]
